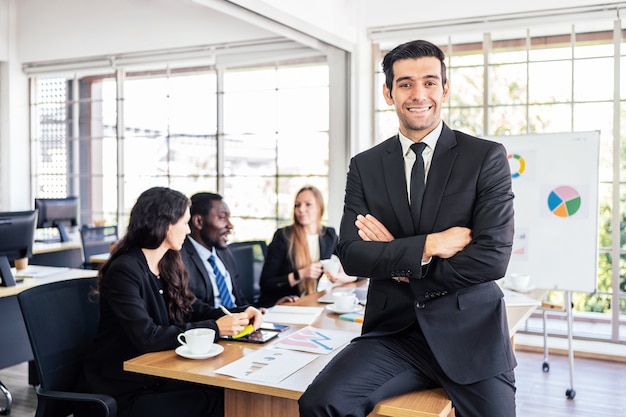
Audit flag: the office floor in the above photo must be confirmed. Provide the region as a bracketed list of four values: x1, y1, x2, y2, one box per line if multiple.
[0, 350, 625, 417]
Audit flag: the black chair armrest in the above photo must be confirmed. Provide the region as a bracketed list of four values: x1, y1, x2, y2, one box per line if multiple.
[36, 387, 117, 417]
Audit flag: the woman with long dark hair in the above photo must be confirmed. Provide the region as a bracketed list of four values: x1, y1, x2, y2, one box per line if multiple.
[82, 187, 262, 417]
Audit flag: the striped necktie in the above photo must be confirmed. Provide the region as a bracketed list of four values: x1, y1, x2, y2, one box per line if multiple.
[208, 254, 235, 308]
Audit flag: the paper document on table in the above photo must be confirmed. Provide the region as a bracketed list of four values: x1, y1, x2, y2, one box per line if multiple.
[273, 326, 355, 354]
[503, 289, 541, 307]
[214, 348, 317, 383]
[262, 305, 324, 325]
[14, 265, 70, 279]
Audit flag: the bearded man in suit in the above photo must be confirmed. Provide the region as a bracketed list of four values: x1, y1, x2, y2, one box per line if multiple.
[299, 39, 516, 417]
[181, 192, 249, 309]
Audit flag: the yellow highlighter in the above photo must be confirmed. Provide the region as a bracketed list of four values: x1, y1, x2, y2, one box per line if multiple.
[220, 305, 255, 339]
[232, 324, 255, 339]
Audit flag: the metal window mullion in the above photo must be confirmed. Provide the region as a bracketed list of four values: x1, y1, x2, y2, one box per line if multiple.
[165, 67, 172, 184]
[525, 30, 530, 134]
[570, 26, 576, 132]
[29, 77, 38, 202]
[71, 77, 80, 196]
[216, 66, 225, 194]
[611, 18, 622, 342]
[483, 33, 491, 135]
[116, 69, 126, 230]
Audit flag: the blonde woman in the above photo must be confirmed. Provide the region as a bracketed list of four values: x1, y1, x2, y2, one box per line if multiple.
[258, 185, 355, 307]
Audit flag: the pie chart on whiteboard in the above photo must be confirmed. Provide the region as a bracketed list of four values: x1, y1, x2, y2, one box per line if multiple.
[547, 185, 581, 217]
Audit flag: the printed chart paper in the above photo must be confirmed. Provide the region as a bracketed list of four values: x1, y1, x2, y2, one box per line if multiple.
[272, 326, 355, 354]
[214, 349, 317, 383]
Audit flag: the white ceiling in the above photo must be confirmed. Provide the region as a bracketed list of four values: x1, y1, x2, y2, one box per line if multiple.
[15, 0, 626, 64]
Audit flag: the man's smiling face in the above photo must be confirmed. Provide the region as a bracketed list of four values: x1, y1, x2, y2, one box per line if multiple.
[383, 56, 449, 142]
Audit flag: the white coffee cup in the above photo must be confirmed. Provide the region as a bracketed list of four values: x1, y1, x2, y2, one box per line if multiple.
[321, 255, 341, 275]
[177, 328, 215, 355]
[509, 273, 531, 290]
[333, 291, 358, 310]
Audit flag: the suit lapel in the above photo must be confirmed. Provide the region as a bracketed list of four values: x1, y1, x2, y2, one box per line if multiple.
[382, 136, 415, 237]
[419, 124, 458, 232]
[187, 242, 213, 295]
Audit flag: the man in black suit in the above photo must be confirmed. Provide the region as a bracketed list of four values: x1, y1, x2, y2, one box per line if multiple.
[299, 40, 516, 417]
[181, 192, 249, 308]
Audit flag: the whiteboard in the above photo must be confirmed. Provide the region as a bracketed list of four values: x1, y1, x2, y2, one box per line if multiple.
[488, 131, 600, 293]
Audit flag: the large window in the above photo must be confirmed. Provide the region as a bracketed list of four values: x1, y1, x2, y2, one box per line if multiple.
[31, 59, 330, 244]
[375, 26, 626, 343]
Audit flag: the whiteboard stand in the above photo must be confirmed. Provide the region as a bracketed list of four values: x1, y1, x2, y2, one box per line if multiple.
[565, 291, 576, 400]
[540, 291, 576, 400]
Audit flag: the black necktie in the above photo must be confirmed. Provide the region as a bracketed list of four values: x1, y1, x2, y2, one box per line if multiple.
[208, 254, 235, 308]
[410, 142, 427, 231]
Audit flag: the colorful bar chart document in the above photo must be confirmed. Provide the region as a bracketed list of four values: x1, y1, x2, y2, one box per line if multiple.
[214, 349, 317, 383]
[272, 326, 355, 354]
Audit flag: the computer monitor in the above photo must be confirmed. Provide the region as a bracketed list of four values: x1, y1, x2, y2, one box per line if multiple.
[34, 196, 79, 242]
[0, 210, 38, 287]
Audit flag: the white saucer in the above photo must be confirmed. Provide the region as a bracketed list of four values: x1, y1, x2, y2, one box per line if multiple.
[504, 284, 536, 293]
[326, 303, 362, 314]
[175, 344, 224, 360]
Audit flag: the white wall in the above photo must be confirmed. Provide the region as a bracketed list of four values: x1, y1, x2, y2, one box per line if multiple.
[0, 0, 8, 61]
[254, 0, 359, 47]
[16, 0, 276, 63]
[0, 0, 30, 211]
[360, 0, 620, 27]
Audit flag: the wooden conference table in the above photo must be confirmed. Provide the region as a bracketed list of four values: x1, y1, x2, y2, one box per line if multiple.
[124, 282, 544, 417]
[31, 237, 84, 268]
[89, 252, 110, 265]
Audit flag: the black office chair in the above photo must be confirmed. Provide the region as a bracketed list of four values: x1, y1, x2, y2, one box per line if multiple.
[17, 278, 117, 417]
[79, 225, 118, 269]
[228, 240, 267, 305]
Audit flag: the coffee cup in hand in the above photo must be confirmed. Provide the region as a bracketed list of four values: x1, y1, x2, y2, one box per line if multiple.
[321, 255, 341, 275]
[177, 328, 215, 355]
[333, 291, 358, 310]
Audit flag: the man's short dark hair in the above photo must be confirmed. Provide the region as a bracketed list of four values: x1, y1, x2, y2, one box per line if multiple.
[382, 40, 447, 95]
[189, 192, 223, 218]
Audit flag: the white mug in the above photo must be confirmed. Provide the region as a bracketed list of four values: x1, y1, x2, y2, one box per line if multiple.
[333, 291, 358, 310]
[321, 255, 341, 275]
[509, 273, 531, 290]
[177, 328, 215, 355]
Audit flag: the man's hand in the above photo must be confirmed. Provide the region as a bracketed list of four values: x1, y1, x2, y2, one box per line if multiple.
[424, 226, 471, 259]
[276, 295, 300, 305]
[355, 214, 395, 242]
[356, 214, 410, 282]
[301, 262, 323, 280]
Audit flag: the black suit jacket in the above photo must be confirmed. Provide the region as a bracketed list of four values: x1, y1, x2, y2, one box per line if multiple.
[258, 226, 338, 308]
[181, 237, 249, 309]
[337, 123, 516, 384]
[83, 247, 223, 399]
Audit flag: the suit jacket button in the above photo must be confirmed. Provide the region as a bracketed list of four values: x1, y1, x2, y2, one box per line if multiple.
[416, 301, 426, 309]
